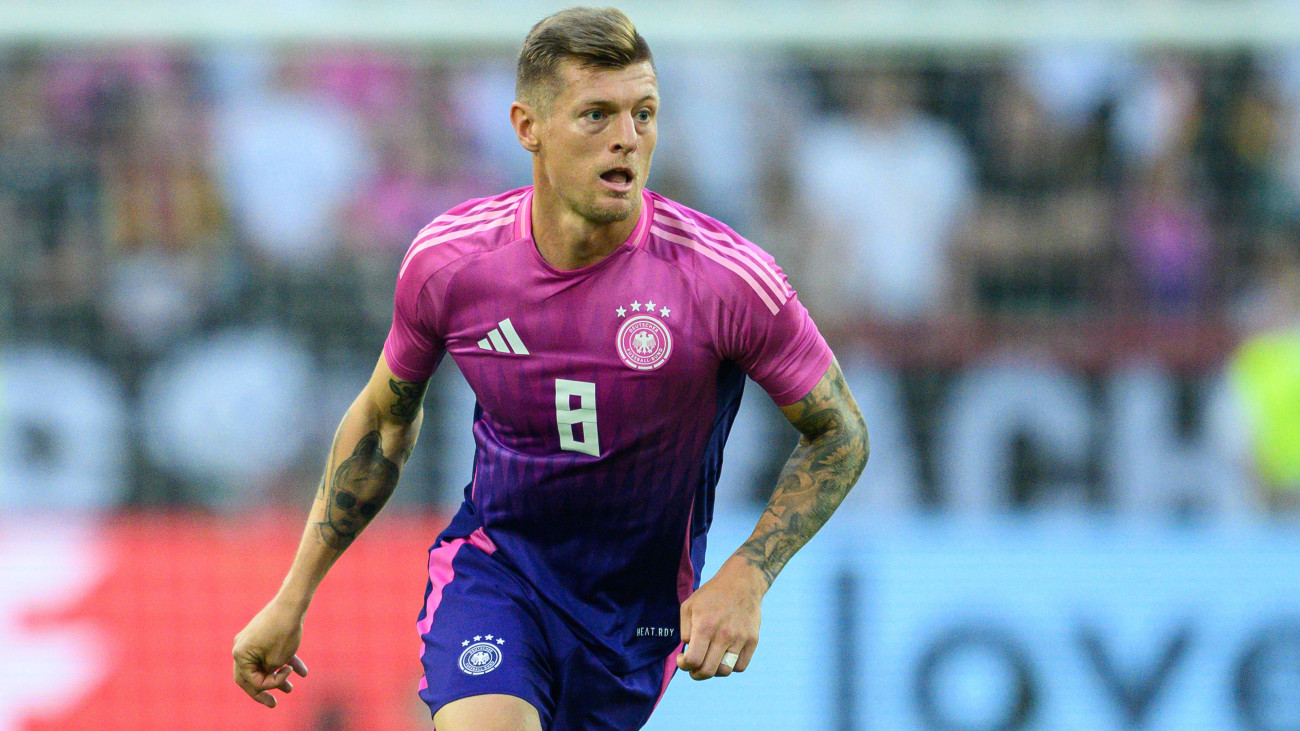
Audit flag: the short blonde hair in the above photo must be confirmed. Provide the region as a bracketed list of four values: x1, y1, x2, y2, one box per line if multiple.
[516, 7, 654, 110]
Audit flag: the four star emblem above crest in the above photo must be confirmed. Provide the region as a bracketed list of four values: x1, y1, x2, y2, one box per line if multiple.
[618, 299, 669, 318]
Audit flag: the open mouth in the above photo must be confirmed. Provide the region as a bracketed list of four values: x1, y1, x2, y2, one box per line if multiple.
[600, 167, 635, 191]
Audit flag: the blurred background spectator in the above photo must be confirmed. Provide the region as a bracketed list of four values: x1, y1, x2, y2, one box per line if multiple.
[794, 64, 975, 321]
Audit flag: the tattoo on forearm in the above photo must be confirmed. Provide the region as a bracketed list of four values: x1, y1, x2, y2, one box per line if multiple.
[737, 361, 868, 587]
[388, 378, 426, 424]
[314, 430, 400, 551]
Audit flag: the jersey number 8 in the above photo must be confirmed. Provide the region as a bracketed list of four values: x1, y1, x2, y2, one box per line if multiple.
[555, 379, 600, 457]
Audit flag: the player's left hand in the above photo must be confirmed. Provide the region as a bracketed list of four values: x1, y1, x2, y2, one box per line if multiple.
[676, 556, 765, 680]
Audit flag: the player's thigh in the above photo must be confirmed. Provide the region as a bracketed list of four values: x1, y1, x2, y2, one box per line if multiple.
[549, 640, 677, 731]
[434, 693, 543, 731]
[417, 535, 555, 724]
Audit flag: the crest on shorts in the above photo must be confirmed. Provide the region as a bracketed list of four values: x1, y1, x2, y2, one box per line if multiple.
[614, 299, 672, 371]
[458, 634, 505, 675]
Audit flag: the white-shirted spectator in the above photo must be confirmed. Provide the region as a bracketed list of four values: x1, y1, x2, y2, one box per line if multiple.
[794, 67, 975, 320]
[211, 52, 370, 267]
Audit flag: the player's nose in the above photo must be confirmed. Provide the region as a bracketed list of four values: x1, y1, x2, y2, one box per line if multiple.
[609, 111, 639, 153]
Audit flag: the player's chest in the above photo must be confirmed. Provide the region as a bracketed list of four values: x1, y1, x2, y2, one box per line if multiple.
[440, 269, 716, 438]
[443, 272, 707, 379]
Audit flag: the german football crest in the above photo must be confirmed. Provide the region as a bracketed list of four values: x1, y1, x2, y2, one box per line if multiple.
[458, 635, 505, 675]
[615, 299, 672, 371]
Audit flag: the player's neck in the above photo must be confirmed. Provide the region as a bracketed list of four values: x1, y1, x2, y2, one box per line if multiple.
[530, 188, 641, 272]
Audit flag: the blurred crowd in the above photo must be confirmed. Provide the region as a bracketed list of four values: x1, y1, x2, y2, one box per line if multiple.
[2, 44, 1299, 514]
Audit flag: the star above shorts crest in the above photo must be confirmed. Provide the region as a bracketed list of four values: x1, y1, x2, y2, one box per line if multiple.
[659, 307, 670, 317]
[616, 306, 626, 317]
[631, 301, 641, 311]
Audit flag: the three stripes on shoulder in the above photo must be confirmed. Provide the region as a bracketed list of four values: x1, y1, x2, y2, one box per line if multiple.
[478, 318, 530, 355]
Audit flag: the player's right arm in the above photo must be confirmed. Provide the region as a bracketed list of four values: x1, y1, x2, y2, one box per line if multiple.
[232, 353, 428, 708]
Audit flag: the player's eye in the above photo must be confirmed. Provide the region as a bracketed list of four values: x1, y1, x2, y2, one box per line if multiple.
[636, 109, 653, 123]
[584, 110, 604, 122]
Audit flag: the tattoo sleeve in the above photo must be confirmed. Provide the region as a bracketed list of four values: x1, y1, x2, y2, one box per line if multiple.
[736, 359, 869, 588]
[314, 431, 400, 551]
[388, 378, 425, 424]
[312, 377, 426, 552]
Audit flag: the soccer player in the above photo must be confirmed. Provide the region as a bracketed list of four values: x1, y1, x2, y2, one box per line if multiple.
[233, 7, 868, 730]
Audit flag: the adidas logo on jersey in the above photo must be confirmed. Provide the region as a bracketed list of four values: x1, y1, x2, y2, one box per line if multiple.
[477, 318, 530, 355]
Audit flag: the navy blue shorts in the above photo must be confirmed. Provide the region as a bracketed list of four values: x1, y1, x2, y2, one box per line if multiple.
[416, 528, 681, 730]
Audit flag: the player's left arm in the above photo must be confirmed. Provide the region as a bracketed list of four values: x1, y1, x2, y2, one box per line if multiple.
[677, 358, 868, 680]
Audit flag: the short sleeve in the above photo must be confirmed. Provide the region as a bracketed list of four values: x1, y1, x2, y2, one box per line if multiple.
[720, 278, 834, 407]
[382, 270, 445, 382]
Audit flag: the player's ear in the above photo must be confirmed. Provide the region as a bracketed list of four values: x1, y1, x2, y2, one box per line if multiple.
[511, 101, 542, 153]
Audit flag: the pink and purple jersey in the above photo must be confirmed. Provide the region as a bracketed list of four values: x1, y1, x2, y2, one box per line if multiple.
[384, 186, 833, 672]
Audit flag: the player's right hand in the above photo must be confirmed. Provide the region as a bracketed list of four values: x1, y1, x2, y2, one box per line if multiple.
[232, 600, 310, 708]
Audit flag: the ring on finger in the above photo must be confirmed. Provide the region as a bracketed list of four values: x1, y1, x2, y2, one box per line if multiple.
[721, 651, 740, 669]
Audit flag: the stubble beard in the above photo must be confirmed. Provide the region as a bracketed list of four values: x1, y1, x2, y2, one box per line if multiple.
[573, 191, 635, 225]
